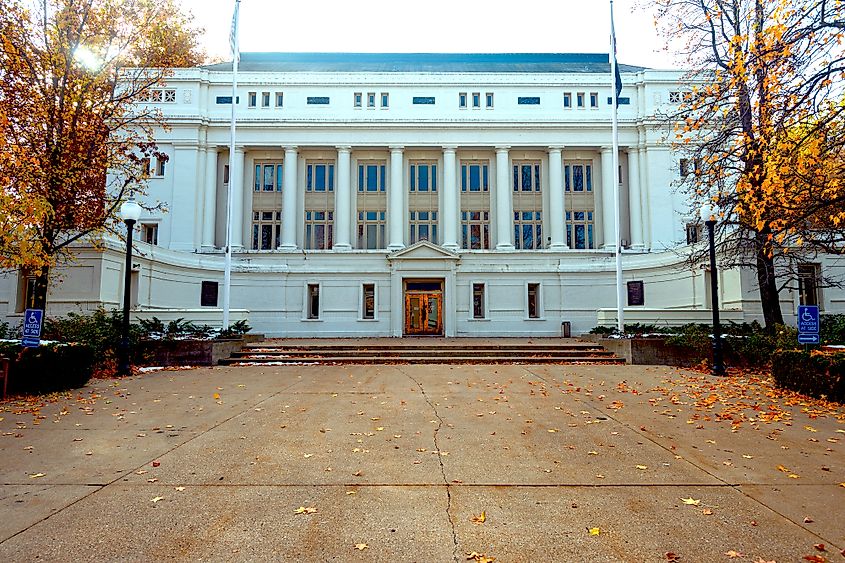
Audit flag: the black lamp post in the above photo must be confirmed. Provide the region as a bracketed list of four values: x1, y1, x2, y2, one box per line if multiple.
[118, 197, 142, 376]
[701, 203, 725, 375]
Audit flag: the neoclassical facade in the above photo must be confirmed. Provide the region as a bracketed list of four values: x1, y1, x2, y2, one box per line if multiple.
[2, 53, 841, 336]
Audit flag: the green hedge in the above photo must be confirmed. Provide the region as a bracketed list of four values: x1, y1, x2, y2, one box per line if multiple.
[771, 350, 845, 402]
[0, 341, 95, 395]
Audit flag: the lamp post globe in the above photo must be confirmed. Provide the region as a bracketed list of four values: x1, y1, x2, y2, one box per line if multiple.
[701, 202, 725, 375]
[118, 198, 141, 376]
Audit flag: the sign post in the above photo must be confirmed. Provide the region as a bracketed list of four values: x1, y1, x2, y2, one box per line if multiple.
[797, 305, 820, 345]
[21, 309, 44, 348]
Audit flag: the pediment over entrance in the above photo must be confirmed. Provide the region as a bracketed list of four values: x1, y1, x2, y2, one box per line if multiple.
[387, 240, 460, 262]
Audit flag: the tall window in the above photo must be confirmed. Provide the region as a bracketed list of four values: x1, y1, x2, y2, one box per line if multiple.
[275, 92, 284, 107]
[357, 161, 387, 249]
[459, 93, 467, 108]
[590, 92, 599, 108]
[17, 270, 37, 312]
[248, 92, 257, 107]
[252, 211, 281, 250]
[261, 92, 270, 107]
[485, 93, 494, 108]
[252, 162, 283, 250]
[513, 161, 542, 250]
[461, 161, 490, 250]
[362, 283, 375, 320]
[472, 92, 481, 108]
[304, 161, 335, 250]
[307, 284, 320, 319]
[566, 211, 595, 249]
[367, 92, 376, 108]
[472, 283, 485, 319]
[565, 163, 592, 192]
[380, 92, 389, 108]
[564, 93, 572, 108]
[354, 92, 362, 107]
[798, 264, 821, 307]
[141, 223, 158, 245]
[527, 283, 541, 319]
[409, 162, 438, 244]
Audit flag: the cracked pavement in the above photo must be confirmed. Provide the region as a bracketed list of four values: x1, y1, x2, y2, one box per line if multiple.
[0, 362, 843, 562]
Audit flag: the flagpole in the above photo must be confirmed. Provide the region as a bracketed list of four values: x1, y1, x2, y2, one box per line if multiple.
[222, 0, 240, 330]
[611, 0, 624, 333]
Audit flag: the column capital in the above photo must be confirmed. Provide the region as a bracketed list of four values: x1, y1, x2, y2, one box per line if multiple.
[283, 145, 298, 152]
[547, 146, 564, 154]
[389, 145, 404, 152]
[442, 145, 458, 153]
[494, 145, 511, 153]
[600, 146, 614, 154]
[336, 145, 351, 153]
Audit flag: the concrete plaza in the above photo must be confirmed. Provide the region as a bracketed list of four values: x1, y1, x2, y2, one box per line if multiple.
[0, 363, 843, 562]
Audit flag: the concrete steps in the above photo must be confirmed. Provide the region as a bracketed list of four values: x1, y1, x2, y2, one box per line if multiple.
[220, 340, 625, 366]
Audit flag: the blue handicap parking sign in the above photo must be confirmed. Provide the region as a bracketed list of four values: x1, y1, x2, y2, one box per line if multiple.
[797, 305, 820, 334]
[21, 308, 44, 348]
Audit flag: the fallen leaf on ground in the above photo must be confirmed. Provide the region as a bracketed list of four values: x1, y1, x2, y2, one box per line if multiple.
[294, 506, 317, 514]
[802, 556, 826, 562]
[151, 496, 164, 503]
[471, 511, 486, 524]
[29, 473, 45, 479]
[702, 509, 713, 515]
[681, 498, 701, 506]
[636, 465, 648, 470]
[213, 393, 220, 400]
[174, 487, 185, 491]
[804, 516, 814, 523]
[724, 550, 744, 558]
[466, 552, 495, 563]
[665, 553, 681, 562]
[813, 544, 826, 552]
[588, 527, 601, 536]
[354, 543, 368, 551]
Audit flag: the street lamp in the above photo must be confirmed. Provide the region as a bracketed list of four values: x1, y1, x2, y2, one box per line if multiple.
[118, 197, 142, 376]
[700, 203, 725, 375]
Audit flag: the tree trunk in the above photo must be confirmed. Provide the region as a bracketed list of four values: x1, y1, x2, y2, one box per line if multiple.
[31, 267, 49, 311]
[754, 233, 783, 332]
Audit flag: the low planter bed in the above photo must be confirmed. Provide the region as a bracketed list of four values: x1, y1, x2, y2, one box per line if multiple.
[138, 334, 262, 367]
[581, 335, 705, 366]
[0, 341, 94, 394]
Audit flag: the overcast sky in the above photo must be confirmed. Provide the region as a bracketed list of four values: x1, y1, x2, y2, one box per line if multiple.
[180, 0, 679, 70]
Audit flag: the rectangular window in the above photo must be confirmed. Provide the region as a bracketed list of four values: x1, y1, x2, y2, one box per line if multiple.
[590, 92, 599, 108]
[798, 264, 821, 308]
[154, 157, 166, 177]
[514, 211, 543, 250]
[252, 211, 282, 250]
[413, 96, 435, 105]
[354, 92, 362, 107]
[485, 93, 494, 108]
[275, 92, 284, 107]
[362, 283, 375, 320]
[409, 211, 438, 244]
[409, 163, 437, 193]
[461, 163, 489, 192]
[472, 283, 485, 319]
[306, 163, 335, 192]
[563, 93, 572, 108]
[472, 92, 481, 108]
[304, 211, 333, 250]
[307, 284, 320, 319]
[306, 97, 330, 105]
[577, 93, 585, 108]
[223, 164, 229, 184]
[565, 211, 595, 249]
[201, 281, 218, 307]
[18, 272, 37, 312]
[461, 211, 490, 250]
[358, 163, 386, 192]
[367, 92, 376, 108]
[141, 223, 158, 245]
[518, 97, 541, 105]
[254, 163, 283, 192]
[527, 283, 540, 319]
[565, 163, 592, 192]
[357, 211, 386, 249]
[380, 92, 389, 108]
[459, 92, 467, 108]
[261, 92, 270, 107]
[686, 223, 701, 244]
[248, 92, 257, 107]
[680, 158, 690, 177]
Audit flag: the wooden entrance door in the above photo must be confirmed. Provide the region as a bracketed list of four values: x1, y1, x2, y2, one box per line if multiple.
[404, 280, 444, 336]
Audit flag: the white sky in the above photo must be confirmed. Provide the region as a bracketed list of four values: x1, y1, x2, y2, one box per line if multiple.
[179, 0, 679, 70]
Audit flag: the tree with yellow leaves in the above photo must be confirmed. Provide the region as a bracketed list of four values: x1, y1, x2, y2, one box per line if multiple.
[654, 0, 845, 330]
[0, 0, 206, 309]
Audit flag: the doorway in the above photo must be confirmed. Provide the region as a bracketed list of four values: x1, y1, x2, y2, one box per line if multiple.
[404, 279, 444, 336]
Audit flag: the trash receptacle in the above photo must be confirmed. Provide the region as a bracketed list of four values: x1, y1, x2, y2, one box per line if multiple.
[561, 321, 571, 338]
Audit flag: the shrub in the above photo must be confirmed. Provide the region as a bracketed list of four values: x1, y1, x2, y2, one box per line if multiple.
[771, 349, 845, 402]
[0, 341, 95, 394]
[218, 320, 251, 339]
[0, 320, 19, 339]
[42, 308, 144, 369]
[821, 314, 845, 345]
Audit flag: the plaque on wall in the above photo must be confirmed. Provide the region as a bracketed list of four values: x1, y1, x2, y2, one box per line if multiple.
[627, 281, 644, 306]
[201, 281, 219, 307]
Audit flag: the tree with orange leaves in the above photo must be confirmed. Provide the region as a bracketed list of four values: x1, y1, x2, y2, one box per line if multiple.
[0, 0, 206, 309]
[653, 0, 845, 331]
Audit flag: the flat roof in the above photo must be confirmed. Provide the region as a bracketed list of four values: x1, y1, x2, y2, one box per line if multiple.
[203, 52, 647, 73]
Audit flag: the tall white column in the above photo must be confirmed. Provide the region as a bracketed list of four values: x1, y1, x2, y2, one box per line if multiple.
[334, 146, 352, 251]
[494, 146, 514, 250]
[201, 147, 218, 249]
[388, 146, 405, 251]
[229, 146, 245, 250]
[628, 148, 645, 249]
[638, 147, 651, 250]
[279, 146, 298, 250]
[442, 146, 459, 251]
[600, 147, 615, 250]
[547, 146, 567, 250]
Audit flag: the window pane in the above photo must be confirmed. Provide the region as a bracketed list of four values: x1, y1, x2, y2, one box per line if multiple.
[252, 225, 258, 249]
[575, 225, 585, 249]
[471, 224, 481, 249]
[419, 224, 428, 241]
[306, 166, 312, 191]
[316, 164, 326, 191]
[261, 224, 272, 249]
[564, 165, 570, 191]
[254, 165, 261, 191]
[328, 165, 334, 191]
[277, 165, 283, 191]
[461, 165, 467, 191]
[315, 225, 325, 249]
[522, 165, 531, 191]
[573, 166, 584, 191]
[469, 165, 480, 191]
[410, 165, 416, 191]
[535, 165, 540, 191]
[483, 165, 489, 191]
[358, 165, 364, 192]
[513, 165, 519, 192]
[367, 165, 378, 191]
[419, 165, 428, 192]
[586, 166, 592, 191]
[432, 165, 437, 191]
[264, 165, 274, 191]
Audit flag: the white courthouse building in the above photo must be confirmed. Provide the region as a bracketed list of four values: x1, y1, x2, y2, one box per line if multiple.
[2, 53, 841, 336]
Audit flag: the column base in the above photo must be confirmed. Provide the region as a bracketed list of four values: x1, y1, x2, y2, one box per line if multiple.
[443, 243, 460, 252]
[387, 243, 406, 252]
[548, 243, 569, 251]
[332, 244, 353, 252]
[495, 244, 515, 251]
[602, 244, 618, 252]
[200, 245, 219, 253]
[629, 244, 647, 252]
[277, 244, 299, 252]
